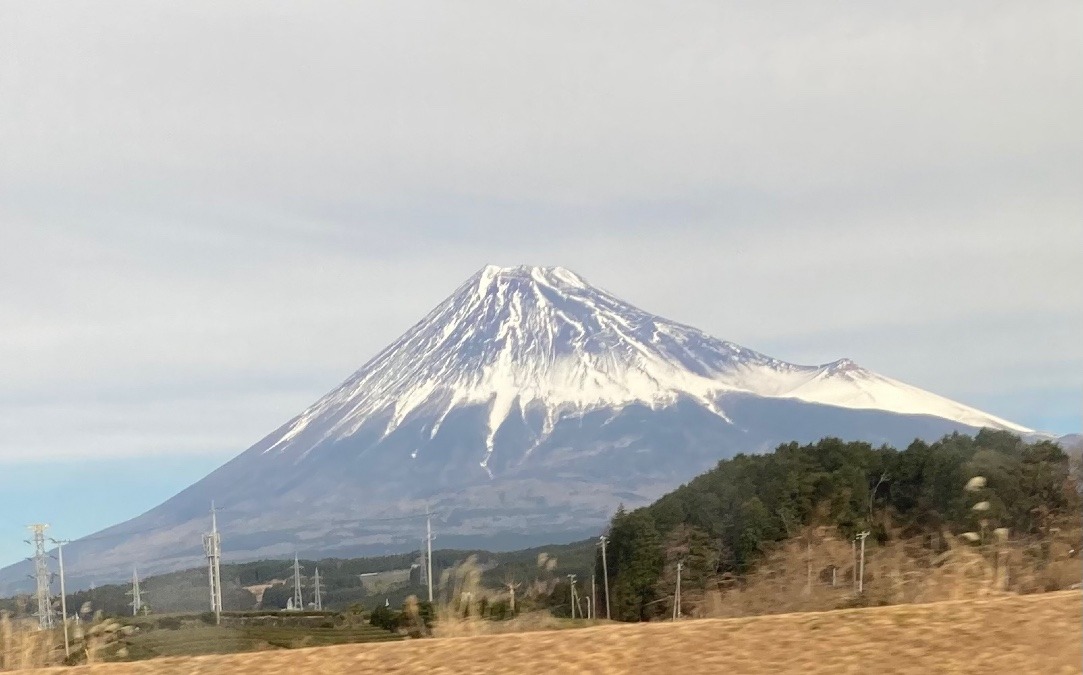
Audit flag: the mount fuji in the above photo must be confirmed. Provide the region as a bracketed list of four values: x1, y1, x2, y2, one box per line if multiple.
[0, 265, 1034, 589]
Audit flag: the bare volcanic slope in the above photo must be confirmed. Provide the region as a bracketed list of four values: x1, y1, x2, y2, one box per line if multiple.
[0, 266, 1032, 589]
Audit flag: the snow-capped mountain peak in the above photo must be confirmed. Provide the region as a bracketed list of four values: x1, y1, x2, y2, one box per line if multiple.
[263, 265, 1030, 469]
[823, 358, 860, 373]
[476, 264, 589, 292]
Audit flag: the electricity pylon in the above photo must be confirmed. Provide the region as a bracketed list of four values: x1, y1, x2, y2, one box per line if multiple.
[292, 554, 304, 610]
[202, 503, 223, 623]
[127, 567, 146, 616]
[26, 524, 54, 630]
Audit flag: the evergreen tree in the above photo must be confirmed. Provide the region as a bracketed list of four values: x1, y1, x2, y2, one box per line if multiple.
[608, 508, 663, 621]
[601, 432, 1081, 621]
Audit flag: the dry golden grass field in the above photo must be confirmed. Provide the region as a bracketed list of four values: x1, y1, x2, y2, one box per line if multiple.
[21, 591, 1083, 675]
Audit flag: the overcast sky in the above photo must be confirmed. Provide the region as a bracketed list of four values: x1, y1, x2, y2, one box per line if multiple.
[1, 1, 1080, 566]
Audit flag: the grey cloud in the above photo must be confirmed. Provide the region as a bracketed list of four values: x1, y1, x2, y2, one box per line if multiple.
[1, 1, 1080, 462]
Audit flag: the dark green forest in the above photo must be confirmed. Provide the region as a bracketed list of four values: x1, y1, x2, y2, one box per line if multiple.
[599, 430, 1081, 621]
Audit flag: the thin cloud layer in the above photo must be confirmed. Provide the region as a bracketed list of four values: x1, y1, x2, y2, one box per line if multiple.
[1, 1, 1080, 465]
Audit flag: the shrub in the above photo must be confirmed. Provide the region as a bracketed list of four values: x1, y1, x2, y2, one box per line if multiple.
[368, 605, 400, 632]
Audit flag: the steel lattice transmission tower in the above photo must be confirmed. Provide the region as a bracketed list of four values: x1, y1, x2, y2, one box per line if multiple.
[313, 567, 323, 612]
[292, 554, 304, 610]
[26, 524, 54, 630]
[127, 567, 146, 616]
[202, 503, 223, 624]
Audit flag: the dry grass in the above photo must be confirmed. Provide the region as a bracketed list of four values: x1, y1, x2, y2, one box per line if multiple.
[20, 591, 1082, 674]
[9, 531, 1076, 672]
[1, 611, 133, 670]
[428, 554, 598, 640]
[694, 526, 1081, 619]
[0, 612, 56, 670]
[431, 555, 486, 638]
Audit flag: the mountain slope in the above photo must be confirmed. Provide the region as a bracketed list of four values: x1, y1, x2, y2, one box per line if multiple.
[262, 264, 1027, 475]
[0, 265, 1034, 590]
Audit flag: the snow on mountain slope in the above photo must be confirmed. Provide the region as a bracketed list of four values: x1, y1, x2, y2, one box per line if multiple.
[784, 359, 1030, 433]
[262, 265, 1030, 472]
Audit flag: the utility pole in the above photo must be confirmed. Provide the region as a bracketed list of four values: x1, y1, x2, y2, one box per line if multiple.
[418, 539, 428, 589]
[598, 535, 611, 620]
[127, 567, 146, 617]
[26, 524, 53, 630]
[567, 574, 577, 619]
[292, 554, 304, 610]
[856, 531, 870, 594]
[505, 578, 521, 615]
[851, 538, 857, 591]
[591, 574, 597, 621]
[313, 567, 323, 611]
[806, 537, 812, 594]
[673, 561, 683, 620]
[51, 538, 71, 658]
[425, 512, 434, 603]
[202, 502, 223, 624]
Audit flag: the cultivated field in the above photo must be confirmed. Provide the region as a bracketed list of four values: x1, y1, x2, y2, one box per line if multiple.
[22, 591, 1081, 674]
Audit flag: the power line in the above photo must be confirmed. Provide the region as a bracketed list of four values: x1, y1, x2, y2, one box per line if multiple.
[56, 509, 442, 547]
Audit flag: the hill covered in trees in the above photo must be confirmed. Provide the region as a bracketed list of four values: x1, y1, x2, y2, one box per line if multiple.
[599, 430, 1081, 621]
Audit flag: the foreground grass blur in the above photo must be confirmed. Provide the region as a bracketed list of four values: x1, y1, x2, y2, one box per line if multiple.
[14, 592, 1081, 674]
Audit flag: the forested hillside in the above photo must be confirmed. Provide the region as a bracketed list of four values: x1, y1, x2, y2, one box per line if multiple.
[599, 430, 1080, 621]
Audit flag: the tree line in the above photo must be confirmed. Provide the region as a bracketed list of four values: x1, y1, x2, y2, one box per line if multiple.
[597, 430, 1081, 621]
